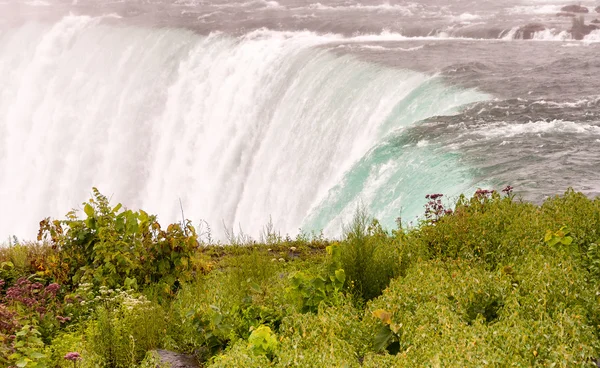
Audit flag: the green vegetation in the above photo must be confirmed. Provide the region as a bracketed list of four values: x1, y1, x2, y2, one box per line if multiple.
[3, 187, 600, 366]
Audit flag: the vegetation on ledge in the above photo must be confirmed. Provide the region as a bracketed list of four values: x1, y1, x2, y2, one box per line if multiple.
[3, 187, 600, 367]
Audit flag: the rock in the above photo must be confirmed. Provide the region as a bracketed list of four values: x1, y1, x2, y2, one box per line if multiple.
[570, 16, 599, 39]
[154, 350, 199, 368]
[596, 6, 600, 13]
[515, 23, 547, 39]
[592, 19, 600, 24]
[561, 4, 589, 13]
[556, 12, 576, 17]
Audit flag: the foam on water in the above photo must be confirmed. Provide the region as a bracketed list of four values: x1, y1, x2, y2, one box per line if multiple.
[467, 120, 600, 139]
[0, 15, 490, 240]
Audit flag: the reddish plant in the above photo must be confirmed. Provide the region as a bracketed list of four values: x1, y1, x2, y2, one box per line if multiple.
[424, 194, 451, 223]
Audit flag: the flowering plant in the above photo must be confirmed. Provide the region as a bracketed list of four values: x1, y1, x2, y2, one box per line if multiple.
[64, 351, 82, 368]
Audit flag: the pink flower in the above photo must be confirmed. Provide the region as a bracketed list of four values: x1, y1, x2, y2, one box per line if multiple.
[64, 352, 82, 361]
[45, 283, 60, 294]
[56, 315, 71, 324]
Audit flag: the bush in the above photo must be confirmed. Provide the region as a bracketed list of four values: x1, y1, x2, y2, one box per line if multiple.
[38, 188, 199, 294]
[275, 301, 367, 367]
[414, 190, 541, 267]
[286, 243, 345, 313]
[364, 256, 600, 366]
[208, 340, 272, 368]
[86, 289, 166, 367]
[340, 208, 411, 302]
[4, 187, 600, 367]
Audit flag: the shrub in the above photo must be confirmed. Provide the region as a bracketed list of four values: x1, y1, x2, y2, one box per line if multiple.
[248, 325, 278, 358]
[220, 248, 278, 307]
[0, 278, 68, 343]
[275, 301, 367, 367]
[414, 189, 541, 266]
[0, 243, 59, 286]
[340, 208, 408, 302]
[286, 243, 345, 313]
[38, 188, 198, 294]
[2, 324, 47, 368]
[86, 289, 166, 368]
[170, 249, 291, 361]
[44, 329, 87, 368]
[208, 340, 272, 368]
[364, 256, 600, 366]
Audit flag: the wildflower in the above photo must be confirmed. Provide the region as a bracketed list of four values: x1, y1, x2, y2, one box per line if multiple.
[502, 185, 514, 194]
[474, 189, 495, 198]
[278, 258, 285, 262]
[64, 352, 82, 361]
[45, 283, 60, 295]
[56, 315, 71, 324]
[290, 247, 297, 252]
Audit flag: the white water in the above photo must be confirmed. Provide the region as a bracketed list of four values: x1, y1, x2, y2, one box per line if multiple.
[0, 15, 488, 241]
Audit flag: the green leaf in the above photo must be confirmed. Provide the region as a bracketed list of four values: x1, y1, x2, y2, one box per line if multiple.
[113, 203, 123, 213]
[249, 282, 262, 294]
[374, 325, 394, 352]
[29, 352, 45, 359]
[544, 230, 553, 243]
[561, 236, 573, 245]
[335, 269, 346, 284]
[16, 358, 30, 367]
[84, 203, 94, 218]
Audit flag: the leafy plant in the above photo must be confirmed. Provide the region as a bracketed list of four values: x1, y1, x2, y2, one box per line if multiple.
[87, 290, 166, 368]
[190, 305, 234, 359]
[286, 243, 345, 313]
[372, 309, 401, 355]
[340, 208, 403, 302]
[544, 226, 574, 247]
[4, 325, 47, 368]
[38, 188, 198, 294]
[248, 325, 277, 359]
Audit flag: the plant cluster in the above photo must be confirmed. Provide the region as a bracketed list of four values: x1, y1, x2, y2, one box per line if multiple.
[38, 188, 199, 294]
[2, 186, 600, 367]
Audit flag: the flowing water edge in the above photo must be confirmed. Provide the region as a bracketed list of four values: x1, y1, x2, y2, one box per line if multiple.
[1, 0, 599, 240]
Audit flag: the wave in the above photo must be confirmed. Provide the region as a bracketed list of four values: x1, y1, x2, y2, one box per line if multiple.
[456, 120, 600, 140]
[302, 2, 419, 15]
[506, 5, 562, 15]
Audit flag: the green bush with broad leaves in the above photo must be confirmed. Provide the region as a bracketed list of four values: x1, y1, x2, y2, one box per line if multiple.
[364, 254, 600, 366]
[248, 325, 278, 358]
[4, 325, 47, 368]
[38, 188, 198, 293]
[286, 243, 345, 313]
